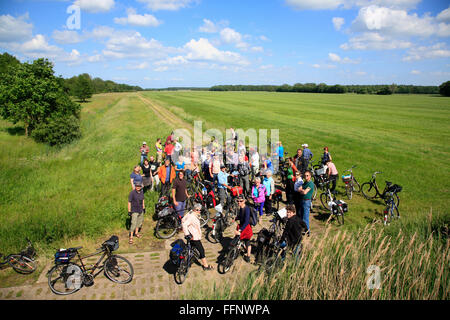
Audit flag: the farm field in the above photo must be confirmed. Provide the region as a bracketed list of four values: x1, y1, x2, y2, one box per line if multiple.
[143, 91, 450, 229]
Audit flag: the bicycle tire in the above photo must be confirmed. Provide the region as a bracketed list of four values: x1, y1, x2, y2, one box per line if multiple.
[175, 257, 189, 284]
[222, 246, 238, 273]
[104, 255, 134, 284]
[361, 182, 377, 199]
[345, 184, 353, 200]
[336, 207, 345, 225]
[207, 224, 222, 244]
[7, 255, 36, 274]
[320, 192, 331, 210]
[155, 215, 178, 239]
[48, 263, 83, 295]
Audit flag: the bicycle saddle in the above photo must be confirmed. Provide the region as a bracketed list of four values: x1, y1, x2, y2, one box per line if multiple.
[385, 181, 392, 186]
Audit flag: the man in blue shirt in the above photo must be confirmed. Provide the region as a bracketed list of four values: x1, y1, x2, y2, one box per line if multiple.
[263, 170, 275, 215]
[302, 144, 313, 170]
[217, 165, 231, 206]
[278, 141, 284, 162]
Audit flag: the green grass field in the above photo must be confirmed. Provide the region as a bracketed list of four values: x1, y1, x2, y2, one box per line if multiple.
[0, 91, 448, 297]
[143, 91, 450, 231]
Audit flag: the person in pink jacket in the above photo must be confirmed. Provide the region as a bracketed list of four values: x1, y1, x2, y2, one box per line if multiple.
[181, 203, 214, 270]
[252, 177, 267, 217]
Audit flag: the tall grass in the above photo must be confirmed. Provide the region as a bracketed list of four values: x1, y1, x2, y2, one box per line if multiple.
[196, 216, 448, 300]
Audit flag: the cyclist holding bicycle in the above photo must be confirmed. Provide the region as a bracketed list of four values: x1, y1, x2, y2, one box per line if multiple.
[234, 195, 253, 263]
[181, 203, 214, 271]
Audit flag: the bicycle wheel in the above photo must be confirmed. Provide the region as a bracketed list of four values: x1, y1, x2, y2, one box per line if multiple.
[320, 192, 331, 210]
[352, 177, 361, 193]
[175, 257, 189, 284]
[345, 183, 353, 200]
[361, 182, 377, 199]
[336, 208, 345, 225]
[48, 263, 83, 295]
[221, 247, 238, 274]
[7, 255, 36, 274]
[199, 207, 210, 228]
[104, 255, 134, 284]
[155, 215, 178, 239]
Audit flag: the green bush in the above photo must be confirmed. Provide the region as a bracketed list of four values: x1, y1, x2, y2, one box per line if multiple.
[32, 115, 81, 146]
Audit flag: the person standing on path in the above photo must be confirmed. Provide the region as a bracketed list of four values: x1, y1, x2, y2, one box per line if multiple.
[298, 170, 314, 236]
[251, 177, 266, 218]
[238, 155, 251, 198]
[128, 182, 145, 244]
[172, 170, 189, 218]
[263, 170, 275, 215]
[234, 195, 253, 263]
[182, 203, 214, 270]
[158, 159, 176, 197]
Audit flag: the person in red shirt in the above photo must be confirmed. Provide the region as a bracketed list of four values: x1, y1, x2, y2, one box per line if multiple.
[164, 142, 175, 164]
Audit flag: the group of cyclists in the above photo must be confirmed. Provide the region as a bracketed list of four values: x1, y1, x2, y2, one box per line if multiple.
[128, 129, 340, 268]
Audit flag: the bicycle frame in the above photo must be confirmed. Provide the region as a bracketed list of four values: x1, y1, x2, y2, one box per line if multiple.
[71, 247, 111, 279]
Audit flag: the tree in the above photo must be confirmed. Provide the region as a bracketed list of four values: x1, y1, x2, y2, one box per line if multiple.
[0, 58, 81, 140]
[0, 52, 20, 74]
[439, 81, 450, 97]
[73, 73, 94, 102]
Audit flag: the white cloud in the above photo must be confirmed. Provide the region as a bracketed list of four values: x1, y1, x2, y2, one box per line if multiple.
[285, 0, 421, 11]
[220, 28, 249, 50]
[74, 0, 115, 13]
[410, 70, 421, 74]
[137, 0, 196, 11]
[355, 71, 367, 75]
[251, 46, 264, 53]
[340, 32, 412, 50]
[312, 63, 336, 69]
[155, 55, 188, 66]
[403, 43, 450, 61]
[154, 66, 169, 72]
[437, 7, 450, 23]
[286, 0, 345, 10]
[0, 13, 33, 42]
[52, 30, 83, 44]
[259, 35, 270, 41]
[332, 17, 345, 30]
[184, 38, 249, 66]
[328, 52, 360, 64]
[114, 8, 162, 27]
[199, 19, 218, 33]
[18, 34, 63, 58]
[126, 62, 150, 69]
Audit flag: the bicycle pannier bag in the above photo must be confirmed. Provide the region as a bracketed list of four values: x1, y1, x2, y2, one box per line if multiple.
[169, 239, 186, 265]
[158, 207, 174, 219]
[54, 249, 76, 264]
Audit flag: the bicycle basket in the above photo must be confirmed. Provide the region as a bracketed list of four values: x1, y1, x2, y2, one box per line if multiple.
[341, 174, 352, 183]
[158, 207, 175, 219]
[54, 249, 77, 264]
[104, 235, 119, 251]
[315, 166, 327, 176]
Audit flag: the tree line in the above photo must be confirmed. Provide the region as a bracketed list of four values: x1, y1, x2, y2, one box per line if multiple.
[209, 83, 443, 95]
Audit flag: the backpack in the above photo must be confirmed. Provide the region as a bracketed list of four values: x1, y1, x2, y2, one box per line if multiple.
[169, 239, 186, 266]
[249, 206, 259, 226]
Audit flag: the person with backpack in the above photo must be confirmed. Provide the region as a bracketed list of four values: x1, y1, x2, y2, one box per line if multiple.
[181, 203, 214, 270]
[234, 195, 253, 263]
[252, 177, 267, 218]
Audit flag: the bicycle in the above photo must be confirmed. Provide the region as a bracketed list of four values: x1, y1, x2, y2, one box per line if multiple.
[259, 240, 288, 274]
[174, 236, 201, 284]
[383, 184, 402, 225]
[361, 172, 400, 207]
[218, 235, 249, 274]
[0, 238, 37, 274]
[341, 165, 361, 200]
[207, 204, 233, 244]
[47, 236, 133, 295]
[319, 181, 337, 210]
[327, 198, 347, 225]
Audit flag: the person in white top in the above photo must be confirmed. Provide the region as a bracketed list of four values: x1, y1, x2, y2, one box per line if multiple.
[250, 148, 260, 179]
[181, 203, 214, 270]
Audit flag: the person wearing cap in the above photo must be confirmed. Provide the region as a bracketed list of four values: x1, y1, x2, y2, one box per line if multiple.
[140, 142, 149, 165]
[182, 203, 214, 270]
[217, 164, 232, 206]
[302, 144, 313, 170]
[234, 195, 253, 263]
[128, 182, 145, 244]
[130, 165, 143, 190]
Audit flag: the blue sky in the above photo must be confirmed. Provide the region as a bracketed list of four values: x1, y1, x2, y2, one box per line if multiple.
[1, 0, 449, 88]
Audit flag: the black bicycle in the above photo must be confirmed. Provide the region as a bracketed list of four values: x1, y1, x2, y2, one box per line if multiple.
[207, 204, 234, 243]
[0, 239, 37, 274]
[361, 172, 400, 207]
[383, 184, 402, 225]
[218, 236, 248, 274]
[174, 236, 200, 284]
[47, 236, 133, 295]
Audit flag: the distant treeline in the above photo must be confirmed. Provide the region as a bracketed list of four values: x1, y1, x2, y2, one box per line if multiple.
[145, 87, 210, 91]
[209, 83, 440, 95]
[63, 73, 143, 96]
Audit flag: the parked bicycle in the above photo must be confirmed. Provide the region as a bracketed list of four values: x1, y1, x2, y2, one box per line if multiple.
[218, 235, 249, 274]
[47, 236, 133, 295]
[259, 240, 288, 274]
[0, 238, 37, 274]
[207, 204, 234, 243]
[174, 235, 201, 284]
[383, 184, 402, 225]
[361, 172, 400, 207]
[341, 165, 361, 200]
